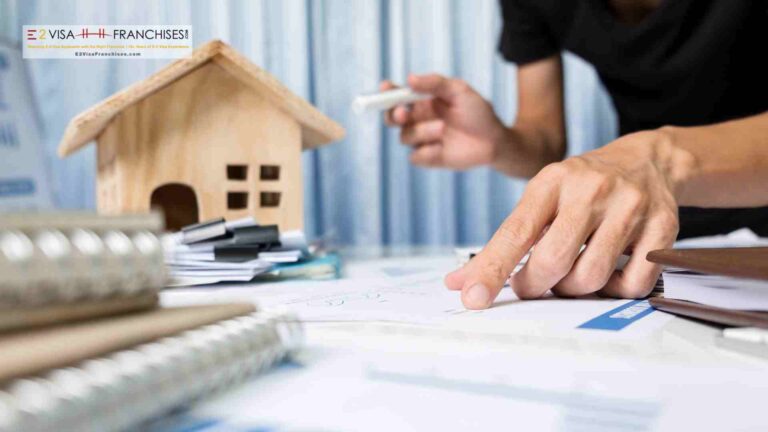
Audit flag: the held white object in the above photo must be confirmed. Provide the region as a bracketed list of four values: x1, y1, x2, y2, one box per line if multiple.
[352, 88, 431, 113]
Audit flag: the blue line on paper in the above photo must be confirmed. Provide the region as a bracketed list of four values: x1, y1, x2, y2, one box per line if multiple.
[368, 369, 660, 432]
[578, 300, 656, 331]
[163, 416, 275, 432]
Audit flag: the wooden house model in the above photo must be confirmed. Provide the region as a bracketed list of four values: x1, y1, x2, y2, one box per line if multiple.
[57, 40, 344, 231]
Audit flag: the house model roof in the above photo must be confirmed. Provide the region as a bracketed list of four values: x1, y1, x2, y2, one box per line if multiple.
[57, 40, 345, 157]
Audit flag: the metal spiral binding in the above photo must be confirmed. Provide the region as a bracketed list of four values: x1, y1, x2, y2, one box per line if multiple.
[0, 310, 303, 432]
[0, 226, 165, 307]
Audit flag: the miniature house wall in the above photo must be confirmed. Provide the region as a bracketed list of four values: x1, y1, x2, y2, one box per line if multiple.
[58, 40, 345, 231]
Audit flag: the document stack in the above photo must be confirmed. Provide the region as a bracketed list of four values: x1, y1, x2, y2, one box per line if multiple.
[0, 212, 304, 432]
[648, 229, 768, 327]
[164, 217, 338, 286]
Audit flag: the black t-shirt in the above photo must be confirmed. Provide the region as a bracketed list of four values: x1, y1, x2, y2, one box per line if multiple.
[498, 0, 768, 238]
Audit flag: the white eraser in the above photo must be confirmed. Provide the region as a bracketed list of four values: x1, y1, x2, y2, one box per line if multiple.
[352, 88, 431, 113]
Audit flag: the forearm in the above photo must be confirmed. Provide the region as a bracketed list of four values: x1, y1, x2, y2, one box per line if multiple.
[493, 55, 567, 179]
[492, 121, 566, 178]
[659, 112, 768, 207]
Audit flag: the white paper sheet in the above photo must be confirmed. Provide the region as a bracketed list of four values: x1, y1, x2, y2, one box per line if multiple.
[154, 341, 768, 432]
[662, 228, 768, 310]
[257, 250, 303, 262]
[663, 271, 768, 310]
[165, 274, 258, 288]
[162, 267, 672, 337]
[673, 228, 768, 249]
[157, 251, 768, 431]
[166, 258, 272, 270]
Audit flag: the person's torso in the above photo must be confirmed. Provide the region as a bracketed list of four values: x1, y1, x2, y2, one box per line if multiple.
[537, 0, 768, 135]
[516, 0, 768, 238]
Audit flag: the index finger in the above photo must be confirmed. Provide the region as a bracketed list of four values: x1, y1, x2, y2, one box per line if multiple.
[447, 179, 559, 309]
[408, 73, 463, 102]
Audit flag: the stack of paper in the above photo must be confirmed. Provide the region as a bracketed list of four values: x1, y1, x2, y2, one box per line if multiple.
[662, 270, 768, 311]
[660, 229, 768, 311]
[164, 217, 308, 286]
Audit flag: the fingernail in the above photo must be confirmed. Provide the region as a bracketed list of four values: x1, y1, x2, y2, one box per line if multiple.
[465, 283, 491, 309]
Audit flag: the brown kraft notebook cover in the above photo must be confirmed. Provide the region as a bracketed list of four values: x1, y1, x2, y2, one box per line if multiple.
[646, 247, 768, 280]
[0, 302, 255, 383]
[648, 297, 768, 329]
[0, 293, 159, 333]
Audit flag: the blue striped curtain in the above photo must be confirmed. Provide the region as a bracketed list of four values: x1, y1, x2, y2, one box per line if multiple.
[0, 0, 617, 246]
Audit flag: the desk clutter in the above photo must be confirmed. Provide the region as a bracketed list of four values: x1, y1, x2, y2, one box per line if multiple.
[651, 246, 768, 313]
[2, 210, 768, 430]
[647, 229, 768, 320]
[644, 229, 768, 359]
[0, 212, 303, 432]
[649, 246, 768, 326]
[163, 217, 340, 287]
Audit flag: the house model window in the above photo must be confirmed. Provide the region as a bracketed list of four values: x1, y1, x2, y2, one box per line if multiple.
[260, 165, 280, 180]
[260, 192, 281, 207]
[228, 192, 248, 209]
[227, 164, 248, 180]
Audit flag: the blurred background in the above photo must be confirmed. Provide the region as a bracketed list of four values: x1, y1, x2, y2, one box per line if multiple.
[0, 0, 617, 246]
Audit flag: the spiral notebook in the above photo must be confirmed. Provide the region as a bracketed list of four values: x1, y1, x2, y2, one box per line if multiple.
[0, 212, 166, 331]
[0, 303, 303, 432]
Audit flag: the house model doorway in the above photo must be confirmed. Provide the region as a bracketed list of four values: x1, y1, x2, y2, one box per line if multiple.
[150, 183, 199, 231]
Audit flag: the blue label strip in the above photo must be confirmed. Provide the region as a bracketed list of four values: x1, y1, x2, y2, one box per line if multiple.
[577, 299, 656, 331]
[0, 178, 35, 197]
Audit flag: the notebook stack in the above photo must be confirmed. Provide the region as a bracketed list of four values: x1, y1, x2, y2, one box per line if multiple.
[647, 229, 768, 328]
[0, 212, 303, 432]
[164, 217, 338, 286]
